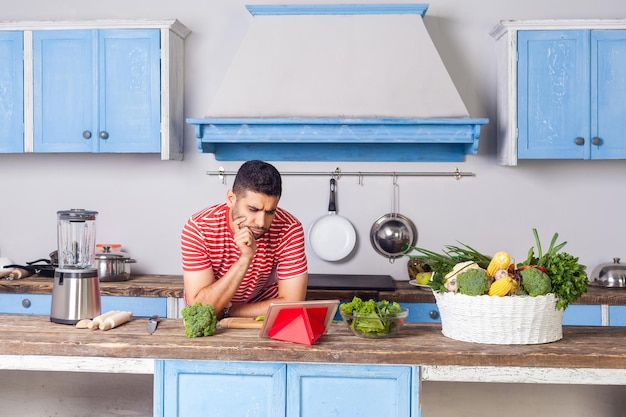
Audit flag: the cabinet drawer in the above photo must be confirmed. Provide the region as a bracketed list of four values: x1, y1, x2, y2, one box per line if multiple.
[0, 293, 52, 315]
[609, 306, 626, 326]
[402, 302, 440, 323]
[336, 302, 440, 323]
[562, 304, 602, 326]
[101, 295, 166, 318]
[0, 293, 165, 317]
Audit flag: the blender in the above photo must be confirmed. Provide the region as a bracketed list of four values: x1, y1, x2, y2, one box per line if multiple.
[50, 209, 101, 324]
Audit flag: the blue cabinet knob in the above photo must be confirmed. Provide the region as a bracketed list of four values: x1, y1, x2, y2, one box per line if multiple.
[592, 137, 602, 146]
[574, 137, 585, 146]
[99, 131, 109, 140]
[429, 310, 439, 319]
[83, 130, 92, 139]
[22, 298, 31, 308]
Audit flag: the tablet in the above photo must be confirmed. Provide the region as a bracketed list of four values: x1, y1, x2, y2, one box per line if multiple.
[259, 299, 340, 340]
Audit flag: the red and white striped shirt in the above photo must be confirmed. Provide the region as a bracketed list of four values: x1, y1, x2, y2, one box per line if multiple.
[181, 203, 308, 303]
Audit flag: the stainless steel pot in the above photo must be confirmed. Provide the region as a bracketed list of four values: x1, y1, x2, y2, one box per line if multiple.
[94, 246, 136, 282]
[370, 180, 417, 262]
[589, 258, 626, 288]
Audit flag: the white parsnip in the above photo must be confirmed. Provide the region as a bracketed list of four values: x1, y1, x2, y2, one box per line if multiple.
[88, 310, 122, 329]
[99, 311, 133, 331]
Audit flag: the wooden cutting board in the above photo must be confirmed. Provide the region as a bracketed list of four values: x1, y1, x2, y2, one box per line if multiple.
[219, 317, 264, 329]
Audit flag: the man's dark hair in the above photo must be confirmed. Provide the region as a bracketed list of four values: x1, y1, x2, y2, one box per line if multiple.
[232, 160, 282, 197]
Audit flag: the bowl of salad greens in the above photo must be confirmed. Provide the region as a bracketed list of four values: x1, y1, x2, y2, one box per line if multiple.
[339, 296, 409, 338]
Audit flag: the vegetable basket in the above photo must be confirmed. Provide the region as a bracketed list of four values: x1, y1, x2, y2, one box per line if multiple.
[433, 292, 564, 344]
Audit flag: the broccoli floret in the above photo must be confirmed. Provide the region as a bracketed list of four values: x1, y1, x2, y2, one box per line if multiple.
[181, 302, 217, 338]
[456, 268, 491, 296]
[520, 268, 552, 296]
[513, 286, 528, 296]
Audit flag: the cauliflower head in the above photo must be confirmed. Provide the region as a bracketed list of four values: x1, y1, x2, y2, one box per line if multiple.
[444, 261, 481, 281]
[443, 261, 482, 292]
[520, 267, 552, 296]
[456, 268, 491, 296]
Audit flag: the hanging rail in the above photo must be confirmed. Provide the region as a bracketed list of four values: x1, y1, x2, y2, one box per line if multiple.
[208, 167, 474, 184]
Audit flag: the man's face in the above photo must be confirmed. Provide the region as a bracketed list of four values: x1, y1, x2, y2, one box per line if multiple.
[227, 190, 280, 239]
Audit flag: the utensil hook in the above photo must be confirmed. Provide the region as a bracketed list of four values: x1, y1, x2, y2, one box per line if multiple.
[388, 174, 400, 264]
[391, 174, 399, 216]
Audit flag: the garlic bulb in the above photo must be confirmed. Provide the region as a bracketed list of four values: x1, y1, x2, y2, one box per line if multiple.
[0, 257, 15, 278]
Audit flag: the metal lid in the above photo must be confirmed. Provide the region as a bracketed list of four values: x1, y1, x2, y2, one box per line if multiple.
[589, 258, 626, 288]
[95, 245, 130, 260]
[57, 209, 98, 221]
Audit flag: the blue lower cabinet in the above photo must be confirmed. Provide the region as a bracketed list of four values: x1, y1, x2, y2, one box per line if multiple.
[155, 360, 419, 417]
[336, 302, 440, 323]
[155, 360, 287, 417]
[402, 302, 440, 323]
[609, 306, 626, 326]
[287, 363, 415, 417]
[101, 295, 166, 318]
[562, 304, 602, 325]
[0, 293, 52, 315]
[0, 293, 166, 317]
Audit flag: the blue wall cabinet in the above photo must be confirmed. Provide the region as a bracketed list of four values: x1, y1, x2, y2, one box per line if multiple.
[33, 29, 161, 154]
[0, 31, 24, 152]
[517, 30, 589, 160]
[491, 20, 626, 165]
[155, 360, 418, 417]
[0, 19, 189, 159]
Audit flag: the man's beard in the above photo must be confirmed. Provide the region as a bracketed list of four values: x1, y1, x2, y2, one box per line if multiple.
[231, 205, 267, 239]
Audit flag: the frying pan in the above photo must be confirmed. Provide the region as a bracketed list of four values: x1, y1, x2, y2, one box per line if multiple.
[308, 178, 357, 262]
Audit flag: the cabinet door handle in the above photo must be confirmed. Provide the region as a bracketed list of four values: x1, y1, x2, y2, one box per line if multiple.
[591, 137, 602, 146]
[83, 130, 92, 139]
[574, 137, 585, 146]
[99, 131, 109, 140]
[429, 310, 439, 320]
[22, 298, 31, 308]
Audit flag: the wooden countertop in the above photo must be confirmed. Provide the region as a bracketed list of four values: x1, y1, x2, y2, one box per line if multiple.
[1, 314, 626, 370]
[0, 274, 184, 297]
[2, 274, 625, 305]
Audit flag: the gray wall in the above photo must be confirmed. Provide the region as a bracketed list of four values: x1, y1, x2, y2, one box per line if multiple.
[1, 0, 624, 282]
[2, 0, 626, 415]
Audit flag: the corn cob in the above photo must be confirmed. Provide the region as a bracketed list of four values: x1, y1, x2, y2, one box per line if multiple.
[487, 251, 511, 277]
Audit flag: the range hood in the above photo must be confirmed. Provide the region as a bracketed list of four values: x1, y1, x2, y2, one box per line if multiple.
[187, 4, 488, 162]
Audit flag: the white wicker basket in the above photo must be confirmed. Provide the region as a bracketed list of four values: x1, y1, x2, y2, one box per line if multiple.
[433, 292, 564, 344]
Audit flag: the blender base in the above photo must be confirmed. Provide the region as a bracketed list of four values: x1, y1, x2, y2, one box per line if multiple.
[50, 268, 101, 325]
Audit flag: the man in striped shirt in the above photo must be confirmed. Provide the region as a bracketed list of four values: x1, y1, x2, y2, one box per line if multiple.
[181, 160, 308, 318]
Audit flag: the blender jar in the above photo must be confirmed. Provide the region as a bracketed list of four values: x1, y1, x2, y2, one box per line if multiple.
[57, 209, 98, 270]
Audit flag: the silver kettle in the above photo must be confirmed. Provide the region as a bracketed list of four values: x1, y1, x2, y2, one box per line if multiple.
[589, 258, 626, 288]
